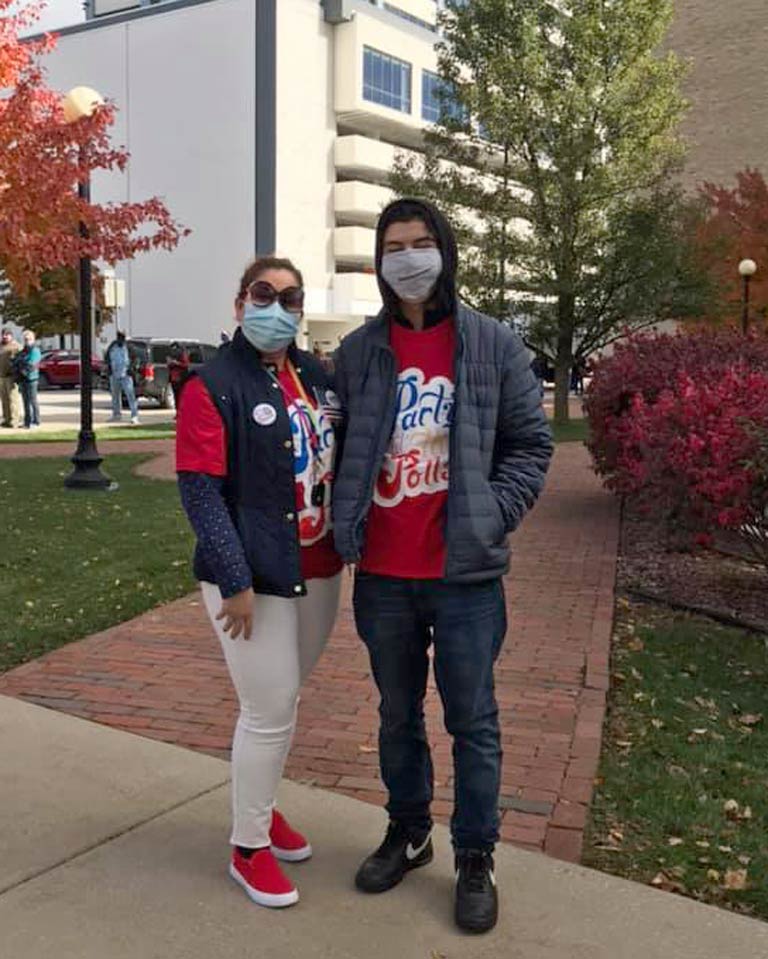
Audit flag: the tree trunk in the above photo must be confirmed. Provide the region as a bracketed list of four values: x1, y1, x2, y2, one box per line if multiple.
[554, 293, 575, 425]
[554, 356, 571, 425]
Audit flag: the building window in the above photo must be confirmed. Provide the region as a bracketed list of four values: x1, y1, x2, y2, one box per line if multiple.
[421, 70, 465, 124]
[383, 3, 436, 32]
[363, 47, 412, 113]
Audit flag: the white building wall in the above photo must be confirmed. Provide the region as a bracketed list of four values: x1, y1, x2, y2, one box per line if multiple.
[274, 0, 336, 318]
[46, 0, 257, 346]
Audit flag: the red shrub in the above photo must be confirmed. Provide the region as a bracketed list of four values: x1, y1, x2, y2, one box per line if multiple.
[586, 328, 768, 476]
[586, 329, 768, 559]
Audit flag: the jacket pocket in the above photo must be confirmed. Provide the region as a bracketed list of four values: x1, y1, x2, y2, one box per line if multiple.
[488, 486, 507, 542]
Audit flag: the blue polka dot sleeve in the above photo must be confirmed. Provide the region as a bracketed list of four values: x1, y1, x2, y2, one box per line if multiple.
[178, 471, 253, 599]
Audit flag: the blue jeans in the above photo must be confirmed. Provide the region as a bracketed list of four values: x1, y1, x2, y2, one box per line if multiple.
[20, 380, 40, 427]
[353, 574, 506, 851]
[110, 373, 138, 418]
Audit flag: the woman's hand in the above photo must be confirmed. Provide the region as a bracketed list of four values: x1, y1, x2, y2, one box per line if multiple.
[216, 587, 255, 640]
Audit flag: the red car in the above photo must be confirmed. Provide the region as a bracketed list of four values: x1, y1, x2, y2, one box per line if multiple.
[38, 350, 105, 390]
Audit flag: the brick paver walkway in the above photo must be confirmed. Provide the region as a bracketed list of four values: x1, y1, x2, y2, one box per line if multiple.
[0, 442, 617, 862]
[0, 438, 173, 461]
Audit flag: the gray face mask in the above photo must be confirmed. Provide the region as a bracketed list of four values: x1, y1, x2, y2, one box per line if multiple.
[380, 248, 443, 304]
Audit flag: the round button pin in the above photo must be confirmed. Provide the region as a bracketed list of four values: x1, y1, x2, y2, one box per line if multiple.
[252, 403, 277, 427]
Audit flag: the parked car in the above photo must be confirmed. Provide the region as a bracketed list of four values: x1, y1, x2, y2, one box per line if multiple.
[121, 338, 219, 408]
[38, 350, 105, 390]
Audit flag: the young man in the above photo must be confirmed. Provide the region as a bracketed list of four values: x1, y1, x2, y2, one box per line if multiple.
[332, 199, 553, 934]
[105, 331, 140, 425]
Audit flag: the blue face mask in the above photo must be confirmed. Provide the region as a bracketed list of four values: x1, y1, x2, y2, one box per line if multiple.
[241, 302, 300, 353]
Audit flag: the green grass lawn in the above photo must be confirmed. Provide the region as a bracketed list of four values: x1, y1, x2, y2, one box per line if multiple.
[551, 417, 589, 444]
[584, 602, 768, 920]
[2, 418, 585, 445]
[0, 455, 195, 673]
[0, 422, 175, 443]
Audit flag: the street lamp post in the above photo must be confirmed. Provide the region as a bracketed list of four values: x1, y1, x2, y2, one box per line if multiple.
[62, 86, 115, 491]
[738, 258, 758, 335]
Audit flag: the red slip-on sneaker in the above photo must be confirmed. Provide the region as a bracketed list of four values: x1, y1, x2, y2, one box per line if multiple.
[229, 848, 299, 908]
[270, 809, 312, 862]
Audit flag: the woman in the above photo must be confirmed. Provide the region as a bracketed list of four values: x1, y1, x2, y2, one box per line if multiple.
[15, 329, 41, 429]
[176, 256, 343, 909]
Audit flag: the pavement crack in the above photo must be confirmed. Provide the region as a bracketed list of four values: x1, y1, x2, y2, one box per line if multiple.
[0, 778, 229, 898]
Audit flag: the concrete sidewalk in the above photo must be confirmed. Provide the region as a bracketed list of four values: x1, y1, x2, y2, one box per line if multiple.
[1, 694, 766, 959]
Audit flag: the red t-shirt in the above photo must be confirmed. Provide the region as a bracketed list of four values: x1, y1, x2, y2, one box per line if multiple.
[176, 374, 342, 581]
[360, 318, 456, 578]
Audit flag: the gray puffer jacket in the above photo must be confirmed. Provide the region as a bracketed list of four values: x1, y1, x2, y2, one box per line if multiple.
[332, 303, 554, 581]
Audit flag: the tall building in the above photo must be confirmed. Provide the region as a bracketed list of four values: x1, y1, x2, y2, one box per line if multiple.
[40, 1, 767, 348]
[45, 0, 443, 347]
[668, 0, 768, 189]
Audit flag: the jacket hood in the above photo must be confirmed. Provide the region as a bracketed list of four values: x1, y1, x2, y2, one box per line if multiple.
[375, 197, 458, 319]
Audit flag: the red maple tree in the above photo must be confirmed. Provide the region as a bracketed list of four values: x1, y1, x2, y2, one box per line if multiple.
[0, 1, 188, 292]
[695, 168, 768, 329]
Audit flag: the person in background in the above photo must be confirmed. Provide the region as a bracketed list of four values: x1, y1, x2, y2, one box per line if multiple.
[167, 341, 191, 410]
[332, 198, 553, 935]
[530, 353, 548, 399]
[0, 328, 22, 428]
[176, 255, 343, 910]
[570, 358, 586, 396]
[105, 331, 140, 425]
[14, 330, 41, 429]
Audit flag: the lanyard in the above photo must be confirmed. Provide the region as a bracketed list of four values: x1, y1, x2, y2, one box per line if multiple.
[267, 360, 323, 464]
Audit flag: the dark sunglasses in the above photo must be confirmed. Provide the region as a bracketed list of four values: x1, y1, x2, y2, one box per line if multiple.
[246, 280, 305, 315]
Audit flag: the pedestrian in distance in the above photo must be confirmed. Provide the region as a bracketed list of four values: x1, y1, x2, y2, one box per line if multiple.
[13, 329, 42, 429]
[167, 341, 191, 410]
[0, 328, 22, 428]
[105, 331, 140, 425]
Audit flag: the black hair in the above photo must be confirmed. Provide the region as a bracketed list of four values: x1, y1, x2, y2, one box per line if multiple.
[236, 256, 304, 303]
[375, 198, 458, 318]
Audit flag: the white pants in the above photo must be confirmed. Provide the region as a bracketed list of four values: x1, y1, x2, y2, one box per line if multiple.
[202, 575, 341, 848]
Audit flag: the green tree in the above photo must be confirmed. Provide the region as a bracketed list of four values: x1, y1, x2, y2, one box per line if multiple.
[391, 0, 710, 423]
[0, 266, 112, 342]
[1, 268, 78, 339]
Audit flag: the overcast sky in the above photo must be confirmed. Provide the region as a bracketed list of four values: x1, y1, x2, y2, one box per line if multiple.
[17, 0, 86, 35]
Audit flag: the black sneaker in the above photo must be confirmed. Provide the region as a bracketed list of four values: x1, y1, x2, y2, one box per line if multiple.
[355, 821, 433, 893]
[455, 849, 498, 934]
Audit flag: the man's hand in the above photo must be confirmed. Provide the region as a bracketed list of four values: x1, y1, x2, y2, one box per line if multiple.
[216, 587, 255, 640]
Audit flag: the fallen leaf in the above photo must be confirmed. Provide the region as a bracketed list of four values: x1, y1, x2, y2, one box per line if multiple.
[667, 837, 684, 847]
[694, 696, 717, 711]
[723, 799, 740, 819]
[706, 869, 721, 882]
[717, 845, 733, 853]
[651, 718, 665, 730]
[738, 714, 763, 727]
[738, 855, 751, 866]
[739, 806, 753, 821]
[650, 871, 686, 894]
[695, 840, 710, 849]
[723, 869, 748, 891]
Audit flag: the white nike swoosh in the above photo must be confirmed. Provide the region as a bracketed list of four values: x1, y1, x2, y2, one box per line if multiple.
[405, 836, 431, 861]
